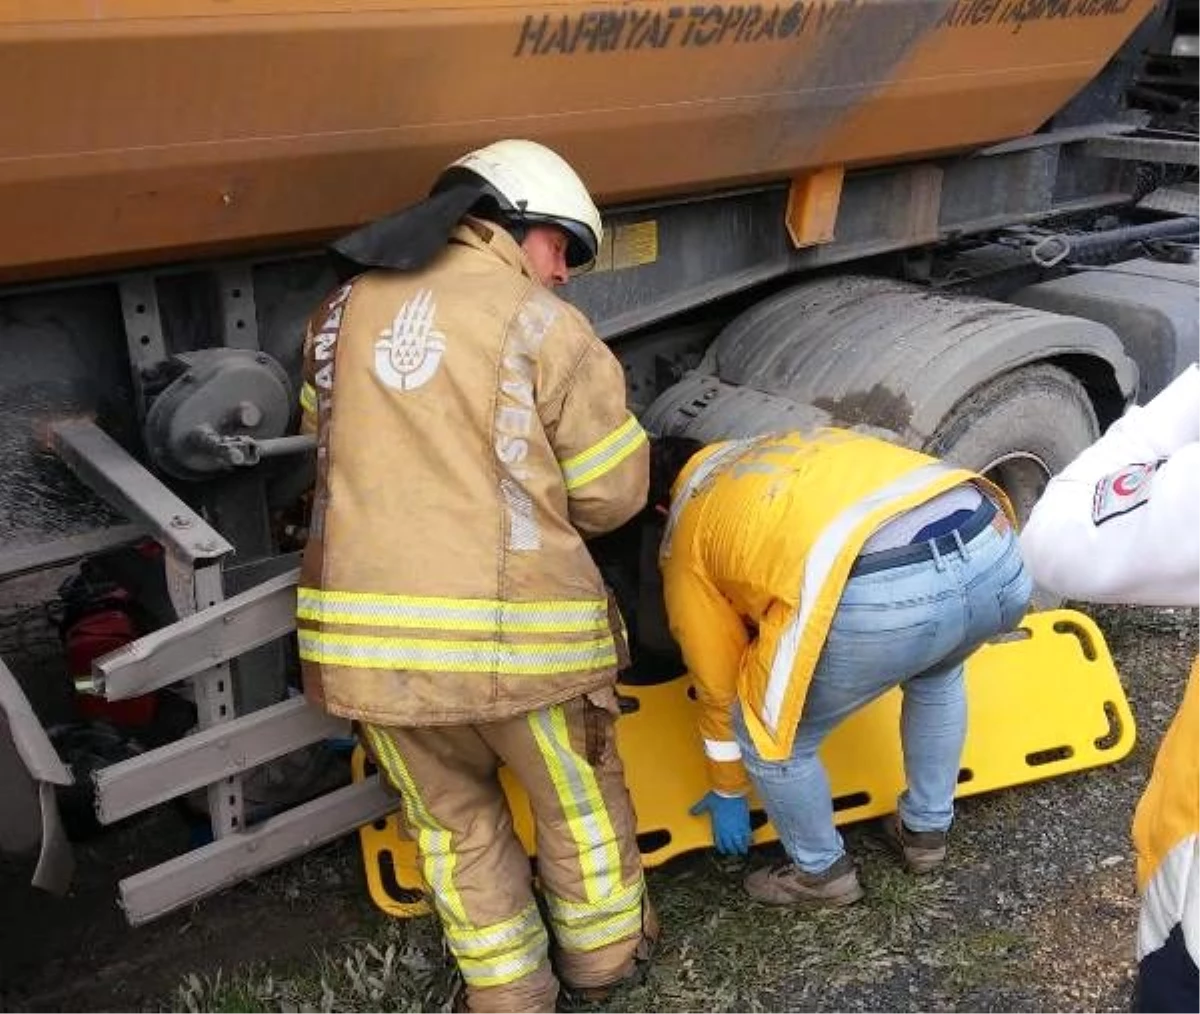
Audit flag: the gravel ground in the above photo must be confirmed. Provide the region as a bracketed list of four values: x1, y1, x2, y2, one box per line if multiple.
[0, 602, 1194, 1013]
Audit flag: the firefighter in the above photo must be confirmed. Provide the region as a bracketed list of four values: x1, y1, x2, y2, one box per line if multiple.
[296, 140, 655, 1014]
[1022, 363, 1198, 1012]
[650, 430, 1033, 905]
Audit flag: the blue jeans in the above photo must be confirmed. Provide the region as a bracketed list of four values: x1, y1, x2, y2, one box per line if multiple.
[732, 514, 1032, 875]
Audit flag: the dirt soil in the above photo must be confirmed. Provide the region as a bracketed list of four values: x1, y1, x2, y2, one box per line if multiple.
[0, 602, 1195, 1013]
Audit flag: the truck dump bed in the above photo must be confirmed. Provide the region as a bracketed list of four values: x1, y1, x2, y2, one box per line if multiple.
[1, 0, 1155, 280]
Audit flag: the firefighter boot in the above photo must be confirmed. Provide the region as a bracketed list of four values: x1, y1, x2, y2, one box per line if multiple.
[457, 962, 560, 1014]
[558, 896, 660, 1009]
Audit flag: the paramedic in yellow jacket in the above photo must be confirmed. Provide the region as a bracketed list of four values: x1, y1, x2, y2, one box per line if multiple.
[653, 430, 1033, 907]
[1022, 363, 1198, 1012]
[297, 140, 654, 1014]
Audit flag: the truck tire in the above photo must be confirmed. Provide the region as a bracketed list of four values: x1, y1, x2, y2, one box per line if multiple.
[925, 363, 1101, 610]
[922, 363, 1100, 529]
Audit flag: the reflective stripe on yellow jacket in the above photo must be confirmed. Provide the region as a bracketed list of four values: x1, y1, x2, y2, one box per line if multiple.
[659, 431, 1012, 794]
[1133, 660, 1198, 967]
[298, 219, 648, 726]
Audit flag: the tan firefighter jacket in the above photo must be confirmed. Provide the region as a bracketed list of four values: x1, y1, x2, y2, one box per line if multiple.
[297, 218, 649, 726]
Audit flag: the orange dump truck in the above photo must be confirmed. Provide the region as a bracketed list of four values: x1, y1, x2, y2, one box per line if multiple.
[0, 1, 1195, 924]
[0, 0, 1186, 279]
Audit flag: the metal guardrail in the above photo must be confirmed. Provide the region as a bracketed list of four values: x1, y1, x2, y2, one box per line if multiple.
[45, 419, 396, 925]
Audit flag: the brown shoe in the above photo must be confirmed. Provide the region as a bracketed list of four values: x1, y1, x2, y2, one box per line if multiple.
[744, 854, 864, 908]
[882, 814, 948, 874]
[558, 966, 645, 1010]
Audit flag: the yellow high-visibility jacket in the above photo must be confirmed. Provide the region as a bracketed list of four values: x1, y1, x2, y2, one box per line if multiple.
[659, 431, 1010, 795]
[1022, 364, 1199, 982]
[297, 219, 648, 727]
[1134, 662, 1198, 972]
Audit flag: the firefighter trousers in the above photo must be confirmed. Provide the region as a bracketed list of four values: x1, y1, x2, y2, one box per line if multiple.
[363, 686, 655, 1014]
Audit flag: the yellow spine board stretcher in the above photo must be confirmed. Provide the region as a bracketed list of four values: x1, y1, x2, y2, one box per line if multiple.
[352, 608, 1135, 917]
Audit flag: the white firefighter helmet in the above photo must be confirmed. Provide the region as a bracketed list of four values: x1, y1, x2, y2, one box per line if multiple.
[437, 139, 603, 269]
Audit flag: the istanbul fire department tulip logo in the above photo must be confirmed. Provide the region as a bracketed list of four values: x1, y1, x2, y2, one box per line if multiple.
[374, 289, 446, 392]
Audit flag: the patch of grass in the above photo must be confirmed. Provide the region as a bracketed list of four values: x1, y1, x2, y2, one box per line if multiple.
[161, 844, 1015, 1013]
[168, 917, 456, 1013]
[608, 846, 954, 1011]
[856, 852, 956, 944]
[248, 839, 362, 907]
[961, 785, 1027, 828]
[926, 926, 1030, 994]
[175, 970, 277, 1013]
[608, 855, 792, 1012]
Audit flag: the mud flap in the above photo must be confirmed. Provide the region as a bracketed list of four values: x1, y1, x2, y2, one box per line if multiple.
[353, 608, 1134, 918]
[0, 657, 75, 895]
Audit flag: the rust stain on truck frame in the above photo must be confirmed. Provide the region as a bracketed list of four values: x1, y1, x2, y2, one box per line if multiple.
[0, 0, 1155, 280]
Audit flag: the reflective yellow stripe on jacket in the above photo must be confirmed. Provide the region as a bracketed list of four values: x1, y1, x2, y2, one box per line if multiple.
[298, 588, 617, 674]
[747, 457, 998, 755]
[761, 462, 957, 734]
[298, 588, 609, 633]
[299, 631, 617, 674]
[561, 413, 647, 492]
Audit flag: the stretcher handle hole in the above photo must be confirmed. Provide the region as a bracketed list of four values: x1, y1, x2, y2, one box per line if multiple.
[636, 829, 672, 855]
[832, 791, 871, 812]
[617, 692, 640, 715]
[376, 851, 426, 906]
[957, 767, 974, 784]
[1025, 744, 1074, 767]
[1052, 619, 1098, 661]
[749, 809, 770, 831]
[1093, 701, 1124, 751]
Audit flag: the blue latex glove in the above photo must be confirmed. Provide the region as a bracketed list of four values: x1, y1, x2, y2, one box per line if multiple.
[689, 791, 752, 856]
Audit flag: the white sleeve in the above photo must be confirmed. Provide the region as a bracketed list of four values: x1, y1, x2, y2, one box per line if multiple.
[1020, 365, 1200, 608]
